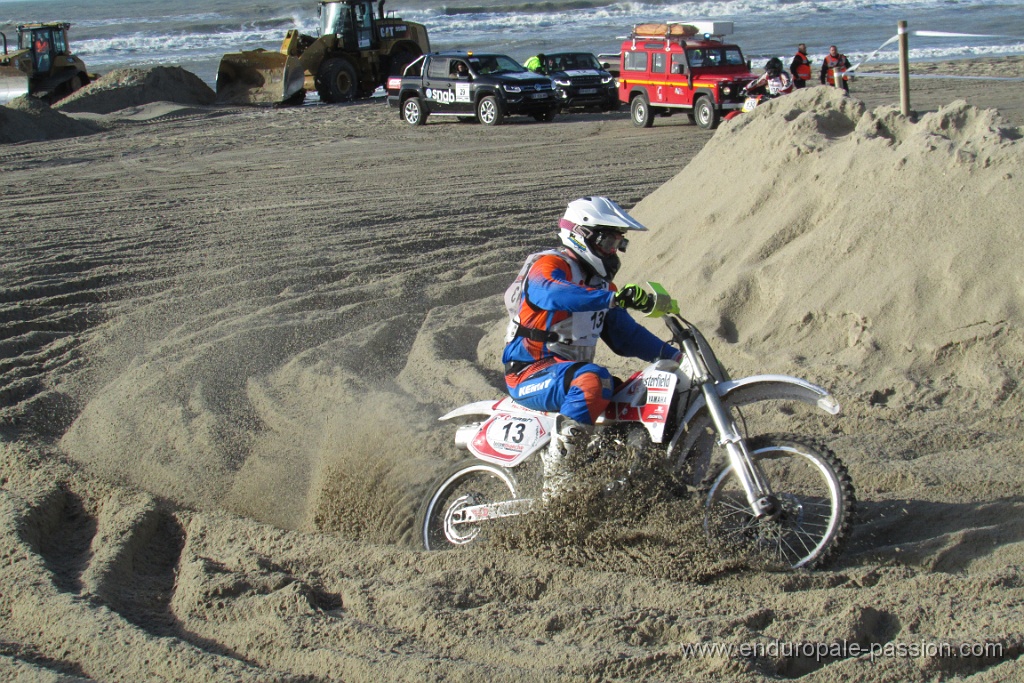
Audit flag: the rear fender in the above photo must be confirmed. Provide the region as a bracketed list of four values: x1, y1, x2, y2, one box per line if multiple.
[667, 374, 839, 468]
[439, 399, 503, 421]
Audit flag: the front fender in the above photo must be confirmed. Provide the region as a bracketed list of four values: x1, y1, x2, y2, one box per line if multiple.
[668, 374, 839, 466]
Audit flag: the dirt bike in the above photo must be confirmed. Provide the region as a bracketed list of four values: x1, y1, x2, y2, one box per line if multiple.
[417, 284, 856, 570]
[723, 85, 788, 121]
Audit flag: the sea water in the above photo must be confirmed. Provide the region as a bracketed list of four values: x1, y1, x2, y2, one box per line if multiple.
[1, 0, 1022, 88]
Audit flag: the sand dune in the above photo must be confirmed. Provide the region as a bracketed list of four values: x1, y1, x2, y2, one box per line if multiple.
[1, 60, 1023, 680]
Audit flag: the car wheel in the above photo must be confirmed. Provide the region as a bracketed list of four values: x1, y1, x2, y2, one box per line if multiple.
[316, 57, 358, 103]
[694, 95, 719, 130]
[477, 95, 504, 125]
[402, 97, 426, 125]
[630, 94, 653, 128]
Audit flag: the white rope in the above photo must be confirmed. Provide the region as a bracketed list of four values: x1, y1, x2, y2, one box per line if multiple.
[847, 29, 1024, 73]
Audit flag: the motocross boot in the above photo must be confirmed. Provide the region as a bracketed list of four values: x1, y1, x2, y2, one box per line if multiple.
[541, 415, 591, 501]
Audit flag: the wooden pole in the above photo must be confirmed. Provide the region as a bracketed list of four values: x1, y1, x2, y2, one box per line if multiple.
[898, 20, 911, 115]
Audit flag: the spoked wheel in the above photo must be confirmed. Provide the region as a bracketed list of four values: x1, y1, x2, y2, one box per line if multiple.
[702, 434, 855, 570]
[417, 460, 521, 550]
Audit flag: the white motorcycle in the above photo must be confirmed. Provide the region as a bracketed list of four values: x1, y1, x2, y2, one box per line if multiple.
[417, 284, 855, 570]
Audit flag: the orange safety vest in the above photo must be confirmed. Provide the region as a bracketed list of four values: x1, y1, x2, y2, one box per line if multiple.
[823, 54, 849, 84]
[793, 52, 811, 81]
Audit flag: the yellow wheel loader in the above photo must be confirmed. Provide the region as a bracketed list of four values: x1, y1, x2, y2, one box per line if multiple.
[1, 22, 93, 106]
[216, 0, 429, 106]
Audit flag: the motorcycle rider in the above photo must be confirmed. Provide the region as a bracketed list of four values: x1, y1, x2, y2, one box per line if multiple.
[502, 196, 681, 499]
[744, 57, 794, 98]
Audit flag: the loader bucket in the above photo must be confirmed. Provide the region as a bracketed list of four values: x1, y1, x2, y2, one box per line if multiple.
[215, 50, 305, 105]
[0, 64, 30, 105]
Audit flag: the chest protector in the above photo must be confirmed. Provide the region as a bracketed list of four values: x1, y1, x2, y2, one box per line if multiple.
[766, 74, 791, 95]
[504, 249, 610, 362]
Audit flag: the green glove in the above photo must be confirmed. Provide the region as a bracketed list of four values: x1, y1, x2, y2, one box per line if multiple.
[614, 284, 654, 313]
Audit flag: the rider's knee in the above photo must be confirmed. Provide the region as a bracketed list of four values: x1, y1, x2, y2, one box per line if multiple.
[565, 365, 613, 424]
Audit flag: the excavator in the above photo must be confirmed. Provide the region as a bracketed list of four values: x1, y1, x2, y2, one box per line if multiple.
[216, 0, 430, 105]
[0, 22, 93, 105]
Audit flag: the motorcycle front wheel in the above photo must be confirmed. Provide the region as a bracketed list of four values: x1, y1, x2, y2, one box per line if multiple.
[417, 459, 520, 551]
[702, 434, 855, 570]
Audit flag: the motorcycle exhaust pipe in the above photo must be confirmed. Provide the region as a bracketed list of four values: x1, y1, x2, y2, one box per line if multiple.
[454, 423, 482, 449]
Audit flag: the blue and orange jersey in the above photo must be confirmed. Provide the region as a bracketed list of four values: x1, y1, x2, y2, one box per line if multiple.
[503, 250, 678, 366]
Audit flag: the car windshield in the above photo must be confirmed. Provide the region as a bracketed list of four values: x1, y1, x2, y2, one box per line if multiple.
[469, 54, 525, 75]
[552, 53, 602, 71]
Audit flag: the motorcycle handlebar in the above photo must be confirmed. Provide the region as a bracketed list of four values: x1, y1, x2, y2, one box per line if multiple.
[663, 313, 693, 346]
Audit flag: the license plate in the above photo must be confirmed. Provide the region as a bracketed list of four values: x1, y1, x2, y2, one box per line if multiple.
[579, 88, 598, 95]
[529, 92, 548, 99]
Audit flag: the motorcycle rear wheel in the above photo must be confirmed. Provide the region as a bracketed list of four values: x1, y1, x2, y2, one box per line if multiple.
[702, 434, 855, 570]
[417, 459, 520, 550]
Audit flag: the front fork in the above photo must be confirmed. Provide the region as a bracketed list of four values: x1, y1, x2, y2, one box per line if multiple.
[679, 336, 779, 520]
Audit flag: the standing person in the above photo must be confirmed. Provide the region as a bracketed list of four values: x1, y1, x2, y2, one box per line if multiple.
[502, 196, 681, 499]
[820, 45, 851, 93]
[790, 43, 812, 89]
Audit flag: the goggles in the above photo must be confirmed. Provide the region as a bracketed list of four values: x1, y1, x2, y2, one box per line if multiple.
[593, 229, 628, 253]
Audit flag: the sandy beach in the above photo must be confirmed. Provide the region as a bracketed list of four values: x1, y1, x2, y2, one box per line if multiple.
[1, 57, 1023, 681]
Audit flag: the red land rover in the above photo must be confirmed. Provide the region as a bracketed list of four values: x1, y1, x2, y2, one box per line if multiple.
[617, 21, 758, 129]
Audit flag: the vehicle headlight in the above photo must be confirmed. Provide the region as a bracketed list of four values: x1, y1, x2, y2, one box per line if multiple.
[503, 84, 522, 93]
[722, 85, 733, 96]
[554, 79, 571, 87]
[602, 76, 614, 84]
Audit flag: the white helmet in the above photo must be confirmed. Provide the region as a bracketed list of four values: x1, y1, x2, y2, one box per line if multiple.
[558, 196, 647, 279]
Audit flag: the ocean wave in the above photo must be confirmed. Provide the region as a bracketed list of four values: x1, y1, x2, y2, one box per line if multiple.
[30, 0, 1023, 78]
[429, 0, 1002, 20]
[439, 1, 613, 16]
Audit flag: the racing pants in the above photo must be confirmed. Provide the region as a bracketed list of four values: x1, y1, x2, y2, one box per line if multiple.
[504, 357, 614, 425]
